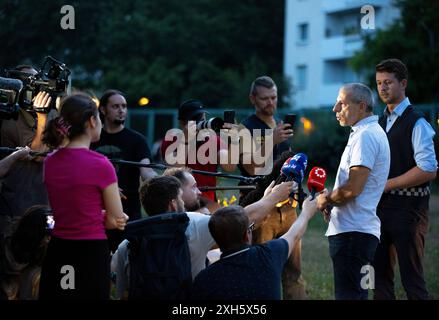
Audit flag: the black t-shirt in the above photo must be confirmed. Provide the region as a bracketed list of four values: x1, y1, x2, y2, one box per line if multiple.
[239, 114, 291, 177]
[91, 127, 151, 220]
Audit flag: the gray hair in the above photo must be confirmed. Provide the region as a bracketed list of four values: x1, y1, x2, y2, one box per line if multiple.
[342, 83, 374, 112]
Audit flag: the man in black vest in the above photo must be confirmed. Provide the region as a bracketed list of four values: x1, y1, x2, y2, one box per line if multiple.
[374, 59, 437, 300]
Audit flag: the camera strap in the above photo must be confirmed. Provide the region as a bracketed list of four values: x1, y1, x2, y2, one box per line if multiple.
[19, 109, 36, 129]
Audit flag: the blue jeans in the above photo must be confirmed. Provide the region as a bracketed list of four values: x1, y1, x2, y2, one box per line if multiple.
[328, 232, 379, 300]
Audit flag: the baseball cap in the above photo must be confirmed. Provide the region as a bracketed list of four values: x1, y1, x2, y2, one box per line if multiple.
[178, 99, 207, 121]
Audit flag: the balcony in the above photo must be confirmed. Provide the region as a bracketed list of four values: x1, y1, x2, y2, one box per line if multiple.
[321, 34, 362, 60]
[322, 0, 384, 14]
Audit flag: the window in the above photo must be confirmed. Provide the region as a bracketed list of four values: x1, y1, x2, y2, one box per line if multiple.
[296, 65, 307, 90]
[298, 23, 309, 42]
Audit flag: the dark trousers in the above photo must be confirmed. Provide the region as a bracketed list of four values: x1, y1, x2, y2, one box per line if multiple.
[374, 197, 429, 300]
[39, 237, 110, 300]
[329, 232, 379, 300]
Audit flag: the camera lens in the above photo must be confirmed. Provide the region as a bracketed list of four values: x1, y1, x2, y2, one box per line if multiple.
[208, 117, 224, 131]
[196, 117, 224, 132]
[196, 120, 206, 131]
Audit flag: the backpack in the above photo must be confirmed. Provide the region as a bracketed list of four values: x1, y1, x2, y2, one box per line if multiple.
[125, 212, 192, 300]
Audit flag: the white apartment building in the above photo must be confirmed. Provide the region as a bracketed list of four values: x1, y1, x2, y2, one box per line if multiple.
[284, 0, 400, 109]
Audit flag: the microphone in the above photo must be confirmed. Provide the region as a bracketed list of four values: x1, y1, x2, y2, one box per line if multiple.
[275, 153, 308, 209]
[307, 167, 327, 200]
[0, 76, 23, 92]
[273, 157, 293, 186]
[288, 153, 308, 184]
[0, 77, 23, 120]
[275, 153, 307, 185]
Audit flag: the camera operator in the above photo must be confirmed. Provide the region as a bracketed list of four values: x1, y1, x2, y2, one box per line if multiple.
[0, 65, 54, 239]
[161, 99, 237, 207]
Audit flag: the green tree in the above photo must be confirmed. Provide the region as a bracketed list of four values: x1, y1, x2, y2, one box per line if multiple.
[98, 0, 289, 108]
[350, 0, 439, 103]
[1, 0, 289, 109]
[0, 0, 107, 80]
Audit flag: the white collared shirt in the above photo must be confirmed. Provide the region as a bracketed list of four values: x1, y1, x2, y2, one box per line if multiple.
[326, 115, 390, 239]
[384, 97, 437, 172]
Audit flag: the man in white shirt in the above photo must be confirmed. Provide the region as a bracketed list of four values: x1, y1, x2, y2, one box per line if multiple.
[317, 83, 390, 300]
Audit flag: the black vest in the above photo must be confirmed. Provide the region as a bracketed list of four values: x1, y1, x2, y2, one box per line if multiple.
[378, 105, 429, 204]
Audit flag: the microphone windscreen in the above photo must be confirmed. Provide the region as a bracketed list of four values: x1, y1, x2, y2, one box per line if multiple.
[280, 157, 293, 176]
[273, 157, 293, 186]
[307, 167, 327, 193]
[289, 153, 308, 183]
[0, 77, 23, 92]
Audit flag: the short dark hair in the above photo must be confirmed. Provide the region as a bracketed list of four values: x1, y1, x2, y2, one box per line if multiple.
[99, 89, 124, 108]
[163, 167, 192, 185]
[208, 205, 248, 251]
[376, 59, 408, 82]
[140, 176, 182, 216]
[250, 76, 277, 96]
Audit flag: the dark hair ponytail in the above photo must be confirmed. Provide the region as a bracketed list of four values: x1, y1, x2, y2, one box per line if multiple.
[42, 94, 98, 149]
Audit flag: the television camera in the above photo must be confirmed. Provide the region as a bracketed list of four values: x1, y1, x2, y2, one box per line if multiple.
[0, 56, 71, 120]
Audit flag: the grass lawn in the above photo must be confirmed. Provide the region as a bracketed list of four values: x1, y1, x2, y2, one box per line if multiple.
[301, 194, 439, 300]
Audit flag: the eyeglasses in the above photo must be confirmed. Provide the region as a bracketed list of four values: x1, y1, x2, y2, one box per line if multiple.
[247, 222, 255, 232]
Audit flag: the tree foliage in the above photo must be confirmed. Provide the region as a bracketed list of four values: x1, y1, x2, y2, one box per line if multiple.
[0, 0, 290, 108]
[350, 0, 439, 103]
[293, 110, 350, 174]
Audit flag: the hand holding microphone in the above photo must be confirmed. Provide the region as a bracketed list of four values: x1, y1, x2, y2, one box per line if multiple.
[268, 181, 296, 204]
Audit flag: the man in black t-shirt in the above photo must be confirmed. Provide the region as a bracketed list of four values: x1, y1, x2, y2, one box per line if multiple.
[238, 76, 308, 300]
[91, 90, 157, 221]
[239, 76, 293, 179]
